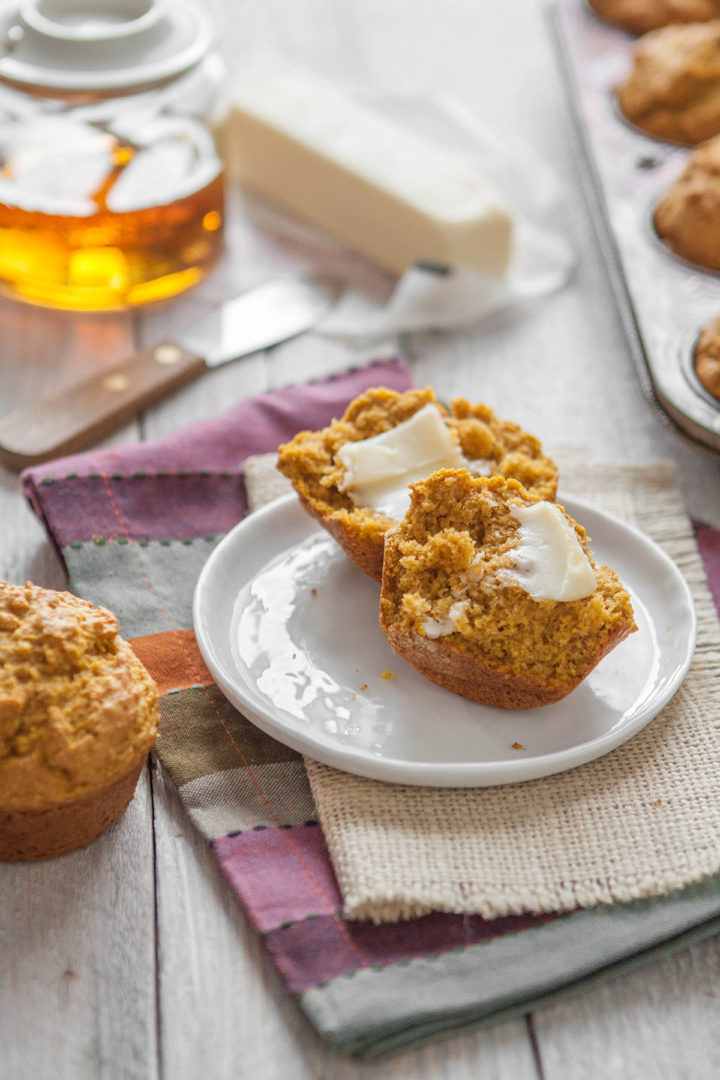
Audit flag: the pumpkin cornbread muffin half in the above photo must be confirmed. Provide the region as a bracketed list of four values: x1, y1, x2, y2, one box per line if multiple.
[589, 0, 720, 36]
[276, 386, 558, 583]
[379, 471, 637, 710]
[0, 581, 159, 861]
[617, 21, 720, 145]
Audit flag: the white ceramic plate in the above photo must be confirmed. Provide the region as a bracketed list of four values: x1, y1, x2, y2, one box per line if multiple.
[193, 493, 696, 787]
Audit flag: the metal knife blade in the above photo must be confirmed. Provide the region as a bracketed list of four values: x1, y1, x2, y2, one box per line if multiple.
[187, 276, 336, 366]
[0, 276, 336, 469]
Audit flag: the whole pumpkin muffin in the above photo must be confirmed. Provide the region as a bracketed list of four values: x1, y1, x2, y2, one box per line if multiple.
[588, 0, 720, 35]
[617, 22, 720, 145]
[694, 314, 720, 397]
[379, 471, 637, 710]
[276, 386, 558, 582]
[0, 581, 159, 861]
[654, 134, 720, 269]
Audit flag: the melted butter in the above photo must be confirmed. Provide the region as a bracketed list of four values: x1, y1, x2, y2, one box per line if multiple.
[423, 600, 469, 638]
[348, 462, 450, 520]
[337, 403, 465, 520]
[503, 502, 596, 602]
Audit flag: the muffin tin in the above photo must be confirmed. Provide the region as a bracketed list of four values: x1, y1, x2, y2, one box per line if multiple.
[550, 0, 720, 454]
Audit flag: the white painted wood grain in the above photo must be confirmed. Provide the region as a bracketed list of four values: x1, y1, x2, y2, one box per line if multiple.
[0, 305, 138, 585]
[532, 939, 720, 1079]
[0, 306, 159, 1080]
[0, 771, 158, 1080]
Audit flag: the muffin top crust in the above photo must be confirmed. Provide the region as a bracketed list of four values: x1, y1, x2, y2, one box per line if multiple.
[0, 581, 158, 811]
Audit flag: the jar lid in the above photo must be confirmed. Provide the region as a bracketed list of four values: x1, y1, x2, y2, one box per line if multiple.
[0, 0, 214, 93]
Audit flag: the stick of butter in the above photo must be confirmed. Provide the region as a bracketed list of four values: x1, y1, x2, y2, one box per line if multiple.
[221, 72, 514, 278]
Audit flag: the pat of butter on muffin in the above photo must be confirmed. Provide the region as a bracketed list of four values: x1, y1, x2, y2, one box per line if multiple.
[501, 502, 597, 602]
[337, 404, 465, 519]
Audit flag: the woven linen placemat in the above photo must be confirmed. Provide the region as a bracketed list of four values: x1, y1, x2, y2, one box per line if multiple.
[245, 452, 720, 922]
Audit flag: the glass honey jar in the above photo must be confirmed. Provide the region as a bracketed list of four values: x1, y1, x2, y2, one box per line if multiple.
[0, 0, 226, 309]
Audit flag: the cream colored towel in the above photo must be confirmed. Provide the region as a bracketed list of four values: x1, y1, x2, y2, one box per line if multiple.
[244, 453, 720, 922]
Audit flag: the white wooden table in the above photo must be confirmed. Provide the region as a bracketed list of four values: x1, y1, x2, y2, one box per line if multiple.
[3, 1, 720, 1076]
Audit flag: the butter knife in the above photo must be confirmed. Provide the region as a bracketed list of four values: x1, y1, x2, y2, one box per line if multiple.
[0, 276, 335, 469]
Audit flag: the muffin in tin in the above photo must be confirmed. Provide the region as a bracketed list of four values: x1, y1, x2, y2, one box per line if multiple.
[589, 0, 720, 36]
[379, 470, 637, 709]
[0, 581, 159, 861]
[277, 386, 558, 582]
[654, 134, 720, 269]
[617, 21, 720, 145]
[694, 314, 720, 398]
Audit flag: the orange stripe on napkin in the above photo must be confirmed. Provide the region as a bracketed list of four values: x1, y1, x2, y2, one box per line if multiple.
[130, 629, 212, 693]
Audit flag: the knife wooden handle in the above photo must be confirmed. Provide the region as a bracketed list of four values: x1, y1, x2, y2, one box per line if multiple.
[0, 342, 206, 469]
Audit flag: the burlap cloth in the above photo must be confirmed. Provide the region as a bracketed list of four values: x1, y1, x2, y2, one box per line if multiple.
[243, 452, 720, 922]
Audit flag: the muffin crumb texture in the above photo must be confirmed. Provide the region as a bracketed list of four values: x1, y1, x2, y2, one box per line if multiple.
[379, 471, 637, 709]
[0, 581, 159, 860]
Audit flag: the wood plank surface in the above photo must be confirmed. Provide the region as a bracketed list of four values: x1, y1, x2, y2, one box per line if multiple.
[0, 306, 160, 1080]
[533, 938, 720, 1079]
[0, 769, 157, 1080]
[2, 0, 720, 1078]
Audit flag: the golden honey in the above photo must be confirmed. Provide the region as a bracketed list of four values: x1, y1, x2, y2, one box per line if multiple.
[0, 144, 224, 310]
[0, 0, 226, 310]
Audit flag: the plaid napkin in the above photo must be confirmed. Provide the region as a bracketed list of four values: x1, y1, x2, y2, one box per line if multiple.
[22, 359, 720, 1058]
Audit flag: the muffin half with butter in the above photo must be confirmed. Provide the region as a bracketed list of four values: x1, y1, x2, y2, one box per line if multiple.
[0, 581, 159, 861]
[276, 386, 558, 582]
[379, 471, 637, 709]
